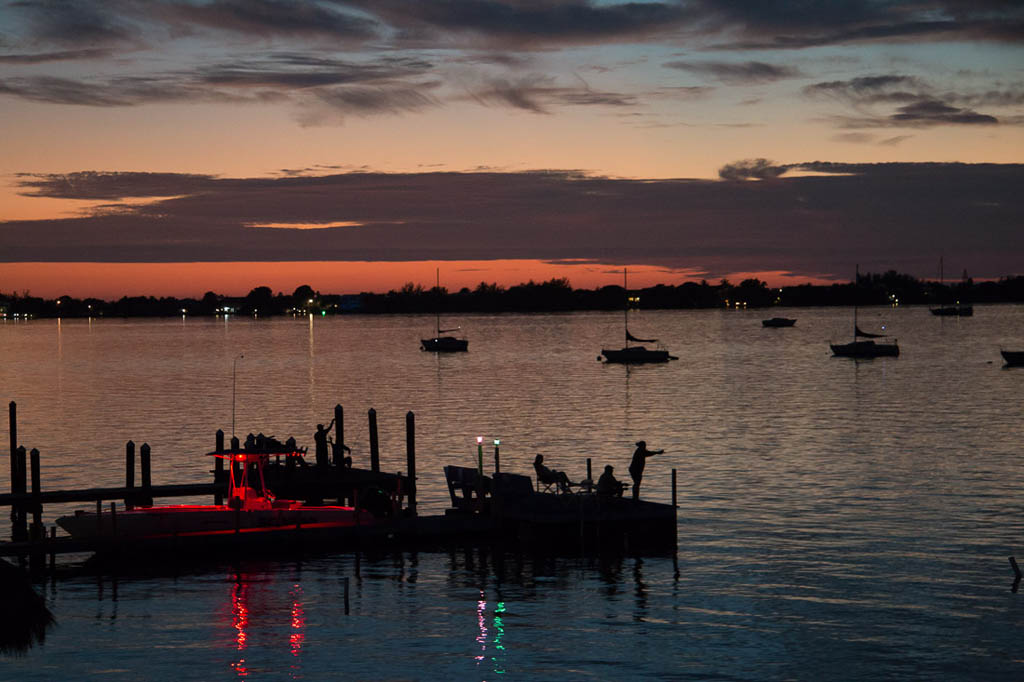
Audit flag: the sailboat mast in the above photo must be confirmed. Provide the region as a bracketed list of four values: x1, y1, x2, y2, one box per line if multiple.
[623, 268, 629, 347]
[853, 264, 859, 343]
[435, 267, 441, 337]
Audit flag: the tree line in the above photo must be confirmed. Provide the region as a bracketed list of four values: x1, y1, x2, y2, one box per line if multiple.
[3, 271, 1024, 318]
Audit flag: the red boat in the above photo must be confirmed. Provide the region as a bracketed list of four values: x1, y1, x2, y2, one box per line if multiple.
[56, 450, 365, 540]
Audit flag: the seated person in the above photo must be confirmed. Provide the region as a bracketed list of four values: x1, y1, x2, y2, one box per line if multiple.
[533, 453, 572, 492]
[596, 465, 626, 498]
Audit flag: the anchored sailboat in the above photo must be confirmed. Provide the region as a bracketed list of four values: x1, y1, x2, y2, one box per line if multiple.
[600, 268, 677, 363]
[421, 268, 468, 352]
[830, 265, 899, 358]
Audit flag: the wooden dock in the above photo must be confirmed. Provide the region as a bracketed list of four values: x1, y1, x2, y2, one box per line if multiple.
[4, 401, 678, 574]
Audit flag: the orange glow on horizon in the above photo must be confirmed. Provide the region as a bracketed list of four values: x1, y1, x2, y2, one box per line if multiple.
[0, 260, 836, 300]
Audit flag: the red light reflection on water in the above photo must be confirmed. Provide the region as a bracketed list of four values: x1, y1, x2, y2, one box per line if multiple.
[230, 580, 250, 677]
[223, 574, 307, 678]
[290, 584, 305, 657]
[475, 590, 488, 663]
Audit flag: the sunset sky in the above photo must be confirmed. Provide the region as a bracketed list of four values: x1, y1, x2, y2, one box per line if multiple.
[1, 1, 1022, 299]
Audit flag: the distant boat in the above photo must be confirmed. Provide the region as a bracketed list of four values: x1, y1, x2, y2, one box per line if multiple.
[601, 269, 677, 363]
[421, 269, 468, 352]
[831, 265, 899, 358]
[930, 256, 973, 317]
[762, 317, 796, 328]
[1001, 349, 1024, 366]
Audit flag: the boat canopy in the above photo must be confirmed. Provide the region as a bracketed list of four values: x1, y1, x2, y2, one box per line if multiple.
[626, 329, 656, 343]
[854, 326, 886, 338]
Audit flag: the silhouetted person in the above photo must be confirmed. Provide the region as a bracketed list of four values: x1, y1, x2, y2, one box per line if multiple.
[629, 440, 663, 501]
[533, 453, 572, 492]
[331, 437, 351, 467]
[313, 417, 336, 468]
[596, 464, 625, 498]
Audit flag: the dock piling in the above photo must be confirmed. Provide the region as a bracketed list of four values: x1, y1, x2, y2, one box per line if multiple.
[8, 401, 15, 490]
[215, 431, 224, 505]
[406, 411, 416, 515]
[344, 576, 350, 614]
[30, 448, 41, 538]
[334, 405, 344, 466]
[140, 443, 152, 506]
[586, 457, 592, 483]
[494, 440, 500, 475]
[14, 446, 27, 541]
[125, 441, 135, 510]
[110, 502, 117, 537]
[368, 408, 380, 473]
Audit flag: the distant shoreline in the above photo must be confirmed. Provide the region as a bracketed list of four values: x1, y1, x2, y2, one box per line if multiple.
[3, 271, 1022, 319]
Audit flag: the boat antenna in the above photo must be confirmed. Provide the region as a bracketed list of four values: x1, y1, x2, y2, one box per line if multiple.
[232, 353, 244, 438]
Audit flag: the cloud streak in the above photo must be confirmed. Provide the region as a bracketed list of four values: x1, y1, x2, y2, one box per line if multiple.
[4, 164, 1022, 282]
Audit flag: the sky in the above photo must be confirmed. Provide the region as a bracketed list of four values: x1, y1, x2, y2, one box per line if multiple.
[0, 1, 1022, 299]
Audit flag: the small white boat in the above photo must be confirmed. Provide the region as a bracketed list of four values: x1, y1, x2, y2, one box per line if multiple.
[56, 450, 364, 540]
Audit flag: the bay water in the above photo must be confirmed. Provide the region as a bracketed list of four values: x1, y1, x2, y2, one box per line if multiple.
[2, 305, 1023, 680]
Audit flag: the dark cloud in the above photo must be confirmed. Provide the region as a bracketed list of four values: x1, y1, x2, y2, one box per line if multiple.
[348, 0, 695, 48]
[0, 54, 437, 107]
[304, 84, 440, 118]
[718, 158, 788, 180]
[6, 163, 1019, 281]
[804, 74, 1008, 128]
[13, 0, 138, 47]
[663, 60, 801, 84]
[891, 99, 997, 126]
[465, 75, 634, 113]
[0, 48, 113, 63]
[697, 0, 1024, 49]
[163, 0, 379, 40]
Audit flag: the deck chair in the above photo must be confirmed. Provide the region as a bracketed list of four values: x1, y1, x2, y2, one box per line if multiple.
[533, 463, 570, 494]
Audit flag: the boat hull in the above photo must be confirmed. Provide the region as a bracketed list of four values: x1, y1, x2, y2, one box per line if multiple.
[421, 336, 468, 352]
[56, 504, 364, 540]
[601, 346, 673, 364]
[1001, 350, 1024, 366]
[930, 306, 973, 317]
[762, 317, 796, 327]
[830, 340, 899, 358]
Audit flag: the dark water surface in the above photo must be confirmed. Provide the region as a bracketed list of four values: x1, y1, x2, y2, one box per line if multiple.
[3, 306, 1024, 680]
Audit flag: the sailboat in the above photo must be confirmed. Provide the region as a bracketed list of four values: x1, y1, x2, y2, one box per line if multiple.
[421, 268, 468, 352]
[830, 265, 899, 358]
[600, 269, 677, 363]
[930, 257, 973, 316]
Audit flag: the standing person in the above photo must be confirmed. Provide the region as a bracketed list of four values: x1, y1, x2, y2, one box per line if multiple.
[629, 440, 663, 501]
[313, 417, 336, 468]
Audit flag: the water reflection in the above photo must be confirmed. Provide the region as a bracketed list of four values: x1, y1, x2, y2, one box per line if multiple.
[223, 570, 306, 679]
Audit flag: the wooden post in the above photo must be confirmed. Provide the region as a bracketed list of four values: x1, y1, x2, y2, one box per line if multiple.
[216, 429, 225, 452]
[494, 440, 500, 475]
[586, 457, 592, 483]
[8, 401, 15, 491]
[334, 404, 344, 466]
[96, 499, 102, 536]
[30, 448, 41, 539]
[14, 446, 27, 542]
[140, 443, 152, 506]
[368, 408, 380, 473]
[405, 411, 416, 516]
[49, 526, 56, 574]
[110, 502, 117, 537]
[125, 440, 136, 510]
[672, 468, 678, 551]
[230, 435, 240, 450]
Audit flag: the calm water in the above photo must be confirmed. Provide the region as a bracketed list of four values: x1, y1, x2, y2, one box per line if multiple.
[3, 306, 1024, 680]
